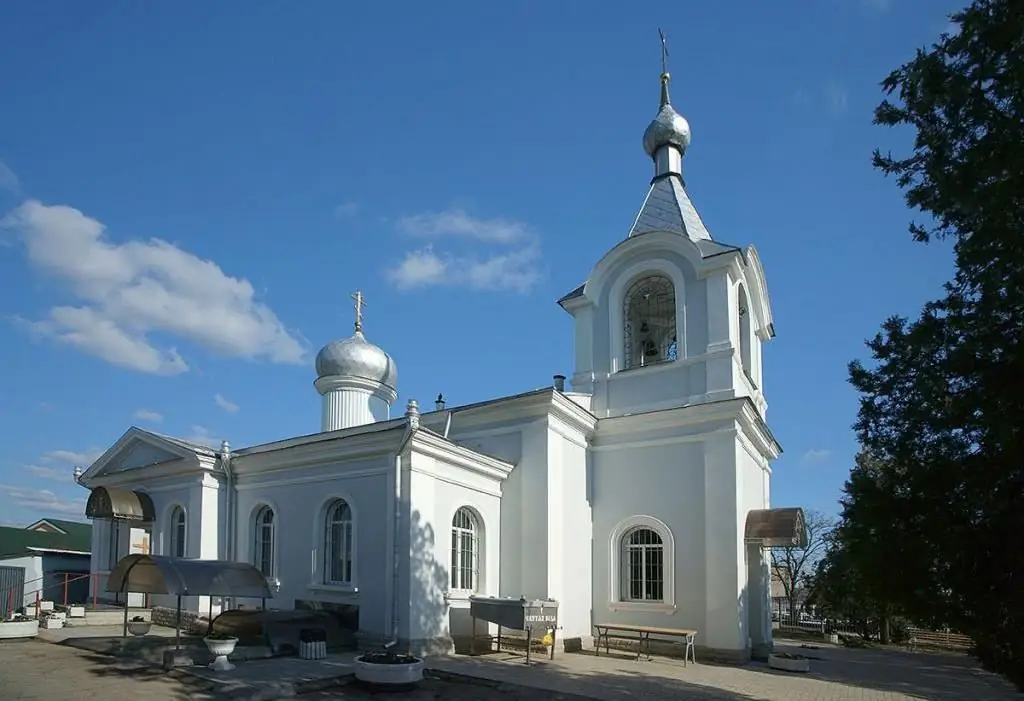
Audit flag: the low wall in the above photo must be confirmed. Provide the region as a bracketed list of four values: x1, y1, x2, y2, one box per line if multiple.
[151, 606, 208, 634]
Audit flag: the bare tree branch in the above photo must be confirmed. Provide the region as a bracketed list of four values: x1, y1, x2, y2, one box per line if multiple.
[771, 509, 836, 619]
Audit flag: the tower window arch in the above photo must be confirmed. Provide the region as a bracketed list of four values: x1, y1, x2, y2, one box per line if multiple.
[252, 505, 276, 578]
[169, 505, 187, 558]
[623, 275, 678, 370]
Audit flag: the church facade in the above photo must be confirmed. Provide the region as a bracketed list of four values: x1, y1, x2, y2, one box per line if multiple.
[77, 64, 803, 663]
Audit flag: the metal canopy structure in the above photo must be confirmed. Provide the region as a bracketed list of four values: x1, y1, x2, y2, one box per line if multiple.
[85, 486, 156, 522]
[106, 555, 275, 646]
[745, 507, 807, 548]
[107, 554, 274, 598]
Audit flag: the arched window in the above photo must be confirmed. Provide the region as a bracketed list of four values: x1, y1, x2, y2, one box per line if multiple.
[622, 527, 664, 602]
[450, 508, 480, 592]
[169, 506, 187, 558]
[324, 500, 353, 585]
[253, 506, 276, 578]
[738, 285, 755, 387]
[623, 275, 678, 369]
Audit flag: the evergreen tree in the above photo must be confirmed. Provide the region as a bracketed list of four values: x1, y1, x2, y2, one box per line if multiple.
[845, 0, 1024, 685]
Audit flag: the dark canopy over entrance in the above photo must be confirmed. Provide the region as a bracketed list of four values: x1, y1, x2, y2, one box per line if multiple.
[106, 554, 274, 598]
[85, 486, 156, 522]
[745, 507, 807, 548]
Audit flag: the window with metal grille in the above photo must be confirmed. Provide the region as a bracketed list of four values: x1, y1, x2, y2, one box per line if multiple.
[450, 508, 479, 591]
[324, 500, 353, 585]
[623, 527, 665, 602]
[623, 275, 678, 370]
[253, 506, 276, 577]
[169, 505, 187, 558]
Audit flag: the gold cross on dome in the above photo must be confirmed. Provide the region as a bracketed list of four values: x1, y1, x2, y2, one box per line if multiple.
[352, 290, 367, 332]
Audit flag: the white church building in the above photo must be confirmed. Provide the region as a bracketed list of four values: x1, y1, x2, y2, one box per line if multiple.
[76, 62, 804, 663]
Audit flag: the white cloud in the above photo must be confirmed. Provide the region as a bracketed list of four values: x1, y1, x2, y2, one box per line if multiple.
[2, 200, 307, 374]
[41, 448, 103, 465]
[388, 209, 542, 293]
[388, 244, 541, 293]
[185, 425, 220, 448]
[133, 408, 163, 423]
[0, 160, 19, 195]
[26, 464, 74, 481]
[397, 209, 531, 244]
[334, 201, 359, 218]
[801, 449, 832, 465]
[0, 484, 86, 516]
[214, 394, 239, 413]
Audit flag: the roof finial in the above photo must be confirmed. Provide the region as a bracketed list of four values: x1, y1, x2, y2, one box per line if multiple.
[351, 290, 367, 333]
[658, 28, 671, 107]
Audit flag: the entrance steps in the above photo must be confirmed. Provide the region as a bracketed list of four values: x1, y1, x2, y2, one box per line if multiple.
[65, 607, 151, 627]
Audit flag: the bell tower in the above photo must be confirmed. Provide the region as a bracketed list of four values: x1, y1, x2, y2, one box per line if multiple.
[557, 36, 774, 419]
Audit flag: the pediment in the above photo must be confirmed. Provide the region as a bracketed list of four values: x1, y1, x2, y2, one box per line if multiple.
[80, 428, 201, 482]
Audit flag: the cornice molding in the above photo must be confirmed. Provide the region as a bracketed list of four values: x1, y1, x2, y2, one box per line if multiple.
[232, 426, 407, 476]
[85, 458, 211, 489]
[596, 396, 782, 460]
[420, 388, 597, 441]
[408, 430, 514, 483]
[737, 400, 782, 460]
[314, 374, 398, 403]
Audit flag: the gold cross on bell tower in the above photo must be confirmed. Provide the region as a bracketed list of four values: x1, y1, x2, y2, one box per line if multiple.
[351, 290, 367, 333]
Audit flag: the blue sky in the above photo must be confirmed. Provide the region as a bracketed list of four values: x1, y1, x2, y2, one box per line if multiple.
[0, 1, 961, 525]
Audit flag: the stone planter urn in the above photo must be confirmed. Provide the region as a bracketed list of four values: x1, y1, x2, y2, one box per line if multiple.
[127, 618, 152, 637]
[354, 652, 425, 686]
[769, 652, 810, 674]
[204, 636, 239, 672]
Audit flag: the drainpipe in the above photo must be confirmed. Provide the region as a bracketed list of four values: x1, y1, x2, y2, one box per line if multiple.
[388, 400, 419, 650]
[387, 451, 402, 652]
[219, 440, 234, 608]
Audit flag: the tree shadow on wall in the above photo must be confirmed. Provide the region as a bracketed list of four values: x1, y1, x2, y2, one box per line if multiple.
[406, 508, 451, 654]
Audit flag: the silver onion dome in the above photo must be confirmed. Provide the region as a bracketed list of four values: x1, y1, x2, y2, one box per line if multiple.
[642, 72, 691, 158]
[315, 331, 398, 390]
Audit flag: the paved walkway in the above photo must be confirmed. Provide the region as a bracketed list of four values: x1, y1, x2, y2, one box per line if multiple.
[3, 629, 1019, 701]
[425, 640, 1020, 701]
[0, 639, 222, 701]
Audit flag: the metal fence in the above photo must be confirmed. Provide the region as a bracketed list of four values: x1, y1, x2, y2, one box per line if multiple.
[771, 596, 972, 650]
[0, 565, 25, 618]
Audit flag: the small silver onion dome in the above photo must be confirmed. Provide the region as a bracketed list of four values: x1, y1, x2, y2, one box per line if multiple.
[642, 72, 691, 158]
[315, 331, 398, 390]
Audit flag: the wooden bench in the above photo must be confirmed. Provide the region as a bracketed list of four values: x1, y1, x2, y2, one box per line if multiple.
[593, 623, 697, 665]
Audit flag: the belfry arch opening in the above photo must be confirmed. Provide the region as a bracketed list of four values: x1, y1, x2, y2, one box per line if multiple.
[623, 274, 678, 370]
